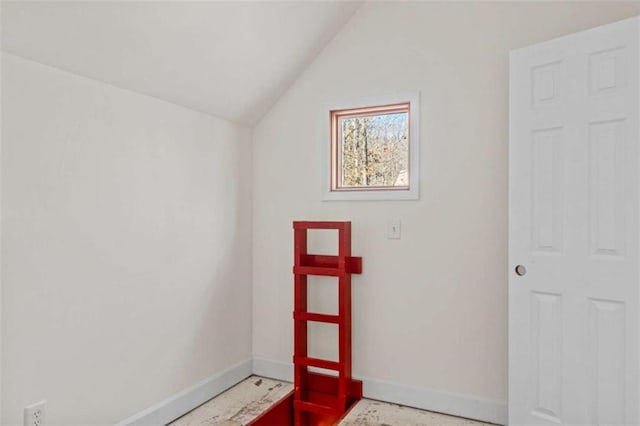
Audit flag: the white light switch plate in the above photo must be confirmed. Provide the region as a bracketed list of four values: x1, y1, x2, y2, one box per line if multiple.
[388, 220, 401, 239]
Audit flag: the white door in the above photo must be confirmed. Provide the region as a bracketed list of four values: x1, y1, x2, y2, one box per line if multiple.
[509, 18, 639, 425]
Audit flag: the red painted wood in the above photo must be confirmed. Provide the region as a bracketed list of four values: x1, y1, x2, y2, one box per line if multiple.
[255, 373, 362, 426]
[294, 400, 341, 417]
[337, 222, 351, 411]
[302, 372, 362, 426]
[293, 221, 348, 230]
[294, 356, 341, 371]
[248, 390, 294, 426]
[293, 227, 308, 426]
[294, 312, 340, 324]
[305, 372, 363, 400]
[298, 255, 362, 274]
[293, 266, 345, 277]
[291, 221, 362, 426]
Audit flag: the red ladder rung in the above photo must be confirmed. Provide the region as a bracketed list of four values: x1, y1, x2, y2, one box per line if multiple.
[293, 400, 342, 417]
[297, 254, 363, 275]
[294, 312, 340, 324]
[293, 356, 341, 371]
[293, 265, 344, 277]
[293, 221, 348, 230]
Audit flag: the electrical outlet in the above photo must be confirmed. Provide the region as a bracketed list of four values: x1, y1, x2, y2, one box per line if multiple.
[388, 219, 401, 239]
[24, 400, 46, 426]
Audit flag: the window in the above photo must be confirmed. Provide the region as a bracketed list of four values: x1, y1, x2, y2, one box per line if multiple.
[324, 94, 419, 201]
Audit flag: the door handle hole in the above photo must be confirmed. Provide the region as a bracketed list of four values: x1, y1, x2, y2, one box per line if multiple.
[515, 265, 527, 276]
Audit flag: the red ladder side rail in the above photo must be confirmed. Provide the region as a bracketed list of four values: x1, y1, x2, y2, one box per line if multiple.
[292, 221, 362, 426]
[293, 225, 309, 426]
[337, 222, 351, 413]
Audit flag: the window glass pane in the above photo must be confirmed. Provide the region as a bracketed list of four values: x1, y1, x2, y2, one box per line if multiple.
[338, 111, 409, 188]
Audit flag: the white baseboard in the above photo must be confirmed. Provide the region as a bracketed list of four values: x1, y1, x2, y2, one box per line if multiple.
[252, 357, 294, 382]
[115, 359, 253, 426]
[251, 358, 507, 425]
[361, 374, 507, 425]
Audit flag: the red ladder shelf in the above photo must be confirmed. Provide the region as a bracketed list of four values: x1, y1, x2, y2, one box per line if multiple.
[292, 221, 363, 426]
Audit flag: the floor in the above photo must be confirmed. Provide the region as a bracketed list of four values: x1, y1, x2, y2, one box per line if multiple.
[170, 376, 492, 426]
[169, 377, 292, 426]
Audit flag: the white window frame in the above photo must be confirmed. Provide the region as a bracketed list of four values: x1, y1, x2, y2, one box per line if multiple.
[322, 92, 420, 201]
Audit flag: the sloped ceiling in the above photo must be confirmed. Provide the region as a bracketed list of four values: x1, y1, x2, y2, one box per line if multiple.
[1, 1, 361, 125]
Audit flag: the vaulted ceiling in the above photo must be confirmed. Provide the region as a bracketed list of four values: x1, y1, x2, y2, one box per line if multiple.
[1, 1, 361, 125]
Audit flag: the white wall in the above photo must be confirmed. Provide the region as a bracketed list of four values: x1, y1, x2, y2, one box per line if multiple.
[1, 53, 252, 425]
[252, 0, 640, 414]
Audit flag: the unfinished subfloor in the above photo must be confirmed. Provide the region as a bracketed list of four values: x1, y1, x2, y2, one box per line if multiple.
[169, 376, 493, 426]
